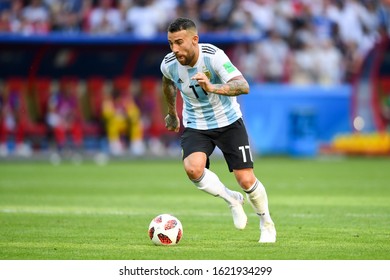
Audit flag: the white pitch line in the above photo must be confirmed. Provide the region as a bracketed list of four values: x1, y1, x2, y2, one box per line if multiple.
[0, 208, 147, 216]
[0, 207, 232, 217]
[1, 207, 388, 219]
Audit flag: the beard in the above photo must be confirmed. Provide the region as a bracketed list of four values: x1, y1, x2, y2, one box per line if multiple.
[176, 50, 195, 66]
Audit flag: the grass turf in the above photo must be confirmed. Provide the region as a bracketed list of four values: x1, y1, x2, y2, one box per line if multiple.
[0, 157, 389, 260]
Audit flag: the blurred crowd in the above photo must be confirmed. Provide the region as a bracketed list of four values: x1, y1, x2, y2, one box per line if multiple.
[1, 0, 390, 84]
[2, 0, 390, 159]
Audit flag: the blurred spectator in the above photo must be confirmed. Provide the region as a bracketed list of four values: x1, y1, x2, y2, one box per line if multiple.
[6, 0, 28, 33]
[102, 84, 145, 156]
[88, 0, 123, 34]
[118, 0, 132, 31]
[231, 43, 258, 83]
[22, 0, 50, 34]
[175, 0, 206, 32]
[361, 0, 380, 34]
[0, 7, 10, 32]
[289, 32, 320, 85]
[325, 0, 377, 83]
[46, 79, 83, 153]
[0, 81, 31, 157]
[125, 0, 165, 38]
[241, 0, 275, 36]
[310, 0, 337, 42]
[316, 38, 344, 85]
[199, 0, 235, 32]
[229, 1, 260, 36]
[78, 0, 93, 31]
[256, 29, 291, 83]
[326, 0, 366, 47]
[377, 0, 390, 36]
[47, 0, 83, 33]
[155, 0, 179, 26]
[273, 0, 294, 38]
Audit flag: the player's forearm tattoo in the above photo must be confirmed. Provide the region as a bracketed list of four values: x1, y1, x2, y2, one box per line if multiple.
[211, 76, 249, 96]
[162, 76, 178, 116]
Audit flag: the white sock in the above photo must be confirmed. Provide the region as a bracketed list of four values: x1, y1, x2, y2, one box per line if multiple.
[245, 179, 274, 227]
[192, 168, 237, 205]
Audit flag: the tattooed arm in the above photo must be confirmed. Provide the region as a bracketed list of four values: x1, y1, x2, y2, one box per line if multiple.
[162, 75, 180, 132]
[191, 73, 249, 96]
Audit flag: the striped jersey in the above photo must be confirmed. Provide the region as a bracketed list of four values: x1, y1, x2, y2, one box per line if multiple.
[160, 43, 243, 130]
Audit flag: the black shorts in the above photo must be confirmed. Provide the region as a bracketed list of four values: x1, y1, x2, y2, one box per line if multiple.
[181, 118, 254, 172]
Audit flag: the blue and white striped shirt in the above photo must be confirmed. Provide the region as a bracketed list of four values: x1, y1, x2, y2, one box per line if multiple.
[160, 43, 243, 130]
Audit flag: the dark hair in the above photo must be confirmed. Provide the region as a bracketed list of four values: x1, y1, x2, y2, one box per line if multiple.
[167, 17, 197, 33]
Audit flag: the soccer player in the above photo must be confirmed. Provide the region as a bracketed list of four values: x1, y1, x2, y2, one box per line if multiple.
[160, 17, 276, 243]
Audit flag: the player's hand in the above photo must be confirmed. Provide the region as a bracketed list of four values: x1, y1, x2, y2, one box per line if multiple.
[164, 114, 180, 132]
[191, 72, 213, 92]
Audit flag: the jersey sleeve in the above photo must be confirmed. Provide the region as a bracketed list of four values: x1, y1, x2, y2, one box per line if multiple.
[213, 49, 243, 83]
[160, 58, 172, 80]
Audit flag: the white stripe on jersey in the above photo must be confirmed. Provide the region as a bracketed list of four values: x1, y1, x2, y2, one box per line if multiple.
[160, 43, 243, 130]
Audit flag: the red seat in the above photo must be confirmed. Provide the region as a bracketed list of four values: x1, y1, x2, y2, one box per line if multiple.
[83, 76, 107, 137]
[113, 76, 131, 93]
[139, 77, 167, 138]
[2, 77, 47, 146]
[32, 77, 52, 121]
[86, 76, 106, 120]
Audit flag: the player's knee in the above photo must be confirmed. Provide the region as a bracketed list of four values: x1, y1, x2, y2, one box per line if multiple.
[235, 172, 256, 190]
[183, 153, 207, 180]
[183, 163, 204, 181]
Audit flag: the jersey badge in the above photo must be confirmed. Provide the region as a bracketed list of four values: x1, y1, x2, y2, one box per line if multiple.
[202, 66, 211, 79]
[223, 62, 236, 73]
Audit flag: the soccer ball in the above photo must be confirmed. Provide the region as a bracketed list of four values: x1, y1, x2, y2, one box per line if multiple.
[148, 214, 183, 246]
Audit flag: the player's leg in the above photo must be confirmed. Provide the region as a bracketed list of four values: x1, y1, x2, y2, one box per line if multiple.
[184, 152, 247, 230]
[233, 168, 276, 243]
[217, 118, 276, 242]
[183, 152, 241, 204]
[181, 128, 247, 229]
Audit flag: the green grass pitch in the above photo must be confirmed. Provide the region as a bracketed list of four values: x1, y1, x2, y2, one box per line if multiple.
[0, 156, 389, 260]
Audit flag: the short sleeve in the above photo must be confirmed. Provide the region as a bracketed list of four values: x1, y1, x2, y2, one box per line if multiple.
[212, 49, 243, 83]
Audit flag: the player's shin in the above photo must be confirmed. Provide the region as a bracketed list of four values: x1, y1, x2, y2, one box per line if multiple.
[191, 168, 237, 205]
[245, 179, 276, 242]
[245, 179, 273, 226]
[192, 168, 247, 229]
